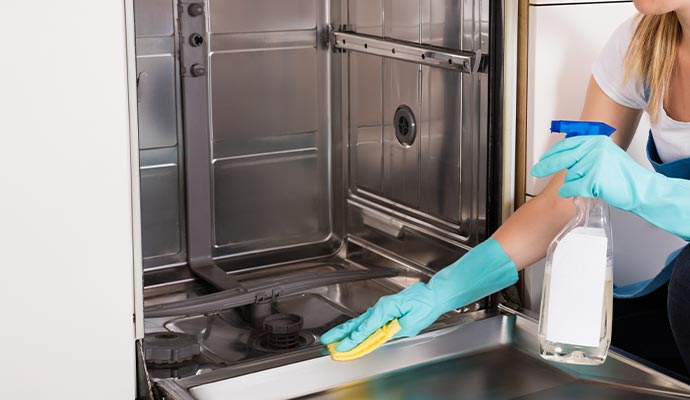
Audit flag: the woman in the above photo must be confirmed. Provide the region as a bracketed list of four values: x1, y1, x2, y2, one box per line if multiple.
[321, 0, 690, 374]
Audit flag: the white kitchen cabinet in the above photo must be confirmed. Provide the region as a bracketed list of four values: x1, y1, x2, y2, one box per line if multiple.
[522, 1, 685, 311]
[0, 1, 140, 399]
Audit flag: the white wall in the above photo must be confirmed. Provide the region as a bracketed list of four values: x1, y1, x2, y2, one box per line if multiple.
[0, 2, 138, 399]
[522, 2, 685, 311]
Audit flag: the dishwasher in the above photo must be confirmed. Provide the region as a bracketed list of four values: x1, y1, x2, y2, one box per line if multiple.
[132, 0, 690, 399]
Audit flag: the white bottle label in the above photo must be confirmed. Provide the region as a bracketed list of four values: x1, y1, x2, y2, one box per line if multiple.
[546, 227, 608, 347]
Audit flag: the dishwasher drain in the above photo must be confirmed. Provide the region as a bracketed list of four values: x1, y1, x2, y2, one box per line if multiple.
[394, 105, 417, 147]
[251, 313, 314, 352]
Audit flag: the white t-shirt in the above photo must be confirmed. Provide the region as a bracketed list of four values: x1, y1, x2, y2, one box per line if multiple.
[592, 17, 690, 163]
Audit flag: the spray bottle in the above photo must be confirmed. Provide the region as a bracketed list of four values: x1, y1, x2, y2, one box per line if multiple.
[538, 120, 615, 365]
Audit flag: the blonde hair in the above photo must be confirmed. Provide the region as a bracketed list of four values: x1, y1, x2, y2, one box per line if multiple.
[624, 12, 682, 122]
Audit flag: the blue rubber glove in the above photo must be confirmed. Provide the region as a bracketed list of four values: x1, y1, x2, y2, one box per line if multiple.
[320, 238, 518, 352]
[532, 135, 690, 240]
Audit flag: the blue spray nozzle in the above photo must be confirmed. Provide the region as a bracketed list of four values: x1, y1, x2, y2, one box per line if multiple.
[550, 120, 616, 138]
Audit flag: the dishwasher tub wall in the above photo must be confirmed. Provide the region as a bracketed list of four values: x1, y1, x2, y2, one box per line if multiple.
[133, 0, 507, 273]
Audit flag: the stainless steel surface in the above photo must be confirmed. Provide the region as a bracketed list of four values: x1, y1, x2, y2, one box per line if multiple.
[163, 310, 690, 400]
[213, 150, 322, 250]
[135, 0, 186, 268]
[423, 65, 465, 224]
[348, 51, 383, 194]
[207, 0, 316, 34]
[210, 49, 318, 158]
[303, 348, 577, 400]
[135, 0, 501, 271]
[349, 0, 383, 36]
[206, 0, 335, 261]
[332, 32, 482, 73]
[346, 0, 492, 248]
[144, 264, 398, 318]
[140, 149, 182, 259]
[134, 0, 174, 38]
[385, 0, 421, 42]
[179, 0, 215, 271]
[383, 58, 422, 208]
[302, 349, 687, 399]
[189, 314, 510, 399]
[143, 259, 440, 376]
[143, 266, 690, 397]
[426, 0, 466, 49]
[137, 50, 178, 149]
[507, 306, 690, 399]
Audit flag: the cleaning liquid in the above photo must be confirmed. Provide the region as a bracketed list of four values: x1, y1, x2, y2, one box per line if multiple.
[538, 120, 615, 365]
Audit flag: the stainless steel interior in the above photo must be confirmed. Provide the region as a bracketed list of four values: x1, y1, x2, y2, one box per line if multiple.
[206, 0, 333, 257]
[346, 0, 490, 245]
[128, 1, 690, 399]
[142, 252, 463, 381]
[135, 0, 187, 268]
[135, 0, 503, 273]
[135, 1, 502, 383]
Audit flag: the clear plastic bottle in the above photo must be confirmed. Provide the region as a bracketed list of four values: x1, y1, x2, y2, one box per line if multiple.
[538, 120, 615, 365]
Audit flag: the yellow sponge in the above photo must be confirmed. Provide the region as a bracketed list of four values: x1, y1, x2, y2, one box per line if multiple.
[326, 319, 401, 361]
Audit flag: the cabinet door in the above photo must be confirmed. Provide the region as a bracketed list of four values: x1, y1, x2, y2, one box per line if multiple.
[0, 1, 138, 399]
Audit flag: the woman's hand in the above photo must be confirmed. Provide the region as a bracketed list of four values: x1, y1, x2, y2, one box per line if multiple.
[531, 135, 650, 211]
[531, 135, 690, 240]
[320, 282, 445, 352]
[320, 238, 518, 353]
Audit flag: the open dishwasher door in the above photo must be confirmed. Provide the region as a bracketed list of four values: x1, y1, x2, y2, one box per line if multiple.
[168, 309, 690, 400]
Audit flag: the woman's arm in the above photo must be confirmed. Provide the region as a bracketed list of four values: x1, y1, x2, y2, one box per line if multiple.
[320, 77, 644, 353]
[493, 76, 642, 269]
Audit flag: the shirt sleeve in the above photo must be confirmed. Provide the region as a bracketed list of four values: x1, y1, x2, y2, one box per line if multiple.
[591, 17, 647, 110]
